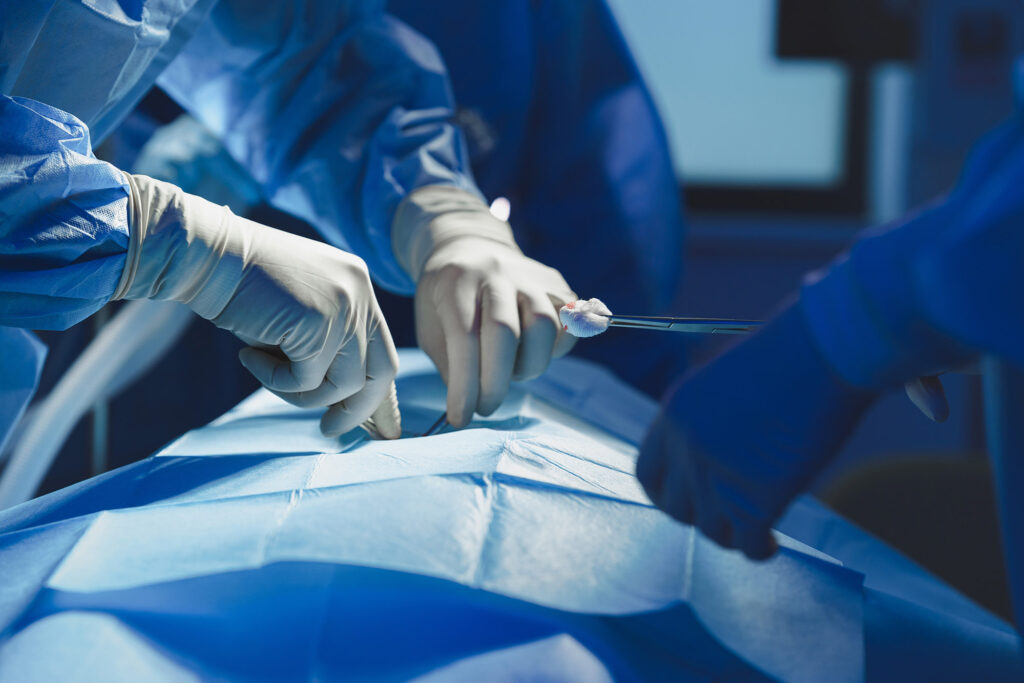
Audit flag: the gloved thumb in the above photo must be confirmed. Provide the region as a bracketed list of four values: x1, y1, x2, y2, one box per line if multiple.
[904, 375, 950, 423]
[361, 381, 402, 440]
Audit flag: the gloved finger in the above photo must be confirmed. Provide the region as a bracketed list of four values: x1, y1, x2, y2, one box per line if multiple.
[548, 288, 578, 359]
[544, 274, 577, 311]
[363, 317, 402, 439]
[732, 524, 779, 561]
[319, 334, 399, 438]
[362, 381, 401, 440]
[637, 419, 671, 503]
[714, 489, 780, 560]
[238, 344, 331, 394]
[699, 513, 734, 549]
[439, 276, 482, 428]
[552, 326, 578, 359]
[512, 291, 559, 381]
[477, 279, 520, 416]
[268, 355, 366, 409]
[904, 375, 949, 423]
[690, 462, 731, 547]
[263, 330, 369, 408]
[415, 291, 449, 385]
[656, 436, 698, 527]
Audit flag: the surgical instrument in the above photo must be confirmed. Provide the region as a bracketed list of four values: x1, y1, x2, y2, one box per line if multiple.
[607, 315, 761, 335]
[422, 317, 761, 438]
[422, 412, 450, 437]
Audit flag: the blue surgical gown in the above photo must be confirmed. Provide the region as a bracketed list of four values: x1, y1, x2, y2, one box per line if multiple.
[0, 0, 480, 449]
[801, 109, 1024, 387]
[388, 0, 688, 395]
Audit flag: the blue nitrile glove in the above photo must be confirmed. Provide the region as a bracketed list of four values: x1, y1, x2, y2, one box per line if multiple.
[636, 301, 875, 560]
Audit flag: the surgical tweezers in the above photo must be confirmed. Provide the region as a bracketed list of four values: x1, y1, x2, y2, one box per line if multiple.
[607, 315, 761, 334]
[421, 412, 450, 437]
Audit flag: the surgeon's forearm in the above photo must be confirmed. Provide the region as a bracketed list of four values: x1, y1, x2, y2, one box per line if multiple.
[113, 174, 245, 320]
[0, 95, 130, 330]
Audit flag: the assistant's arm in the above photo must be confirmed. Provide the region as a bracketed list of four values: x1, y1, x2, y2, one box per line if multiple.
[637, 111, 1024, 560]
[0, 95, 130, 330]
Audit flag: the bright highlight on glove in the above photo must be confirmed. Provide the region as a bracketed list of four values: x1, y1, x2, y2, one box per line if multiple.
[559, 299, 612, 338]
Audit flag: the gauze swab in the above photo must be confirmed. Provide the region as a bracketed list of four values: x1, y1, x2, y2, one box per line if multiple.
[560, 298, 613, 338]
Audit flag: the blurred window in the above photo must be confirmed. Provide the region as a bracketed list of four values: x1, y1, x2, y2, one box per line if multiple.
[608, 0, 849, 189]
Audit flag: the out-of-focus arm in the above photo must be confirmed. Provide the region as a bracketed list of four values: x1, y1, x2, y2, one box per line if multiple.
[801, 113, 1024, 390]
[0, 96, 130, 330]
[637, 109, 1024, 561]
[518, 0, 685, 315]
[157, 0, 479, 294]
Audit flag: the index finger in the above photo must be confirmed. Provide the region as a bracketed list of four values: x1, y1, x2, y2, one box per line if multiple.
[320, 318, 400, 437]
[238, 345, 333, 394]
[439, 277, 481, 428]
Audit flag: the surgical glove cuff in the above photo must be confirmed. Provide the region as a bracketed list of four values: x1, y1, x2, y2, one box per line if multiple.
[115, 173, 244, 320]
[391, 185, 518, 282]
[111, 172, 144, 302]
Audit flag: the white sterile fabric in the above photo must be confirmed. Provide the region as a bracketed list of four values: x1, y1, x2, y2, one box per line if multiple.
[559, 298, 612, 338]
[392, 185, 577, 427]
[116, 173, 400, 438]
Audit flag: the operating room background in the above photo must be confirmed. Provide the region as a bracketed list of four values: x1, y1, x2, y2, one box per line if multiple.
[10, 0, 1021, 619]
[615, 0, 1022, 484]
[618, 0, 1021, 620]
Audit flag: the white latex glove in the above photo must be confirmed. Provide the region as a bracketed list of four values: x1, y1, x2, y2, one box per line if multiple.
[113, 174, 400, 438]
[393, 186, 577, 427]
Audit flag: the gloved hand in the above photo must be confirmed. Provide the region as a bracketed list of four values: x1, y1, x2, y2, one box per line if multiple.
[392, 186, 577, 427]
[113, 174, 401, 438]
[637, 301, 874, 560]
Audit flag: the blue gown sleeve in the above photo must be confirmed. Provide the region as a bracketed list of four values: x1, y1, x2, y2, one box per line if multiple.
[513, 0, 687, 395]
[801, 111, 1024, 388]
[0, 327, 47, 456]
[156, 0, 479, 295]
[0, 95, 130, 330]
[516, 0, 685, 316]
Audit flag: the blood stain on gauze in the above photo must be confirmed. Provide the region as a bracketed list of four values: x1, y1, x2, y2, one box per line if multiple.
[559, 299, 612, 338]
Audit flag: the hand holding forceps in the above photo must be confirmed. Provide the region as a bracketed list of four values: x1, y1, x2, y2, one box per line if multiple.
[421, 315, 763, 436]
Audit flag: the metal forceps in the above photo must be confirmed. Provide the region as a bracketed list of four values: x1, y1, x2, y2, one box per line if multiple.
[421, 411, 450, 437]
[607, 315, 762, 335]
[420, 316, 762, 436]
